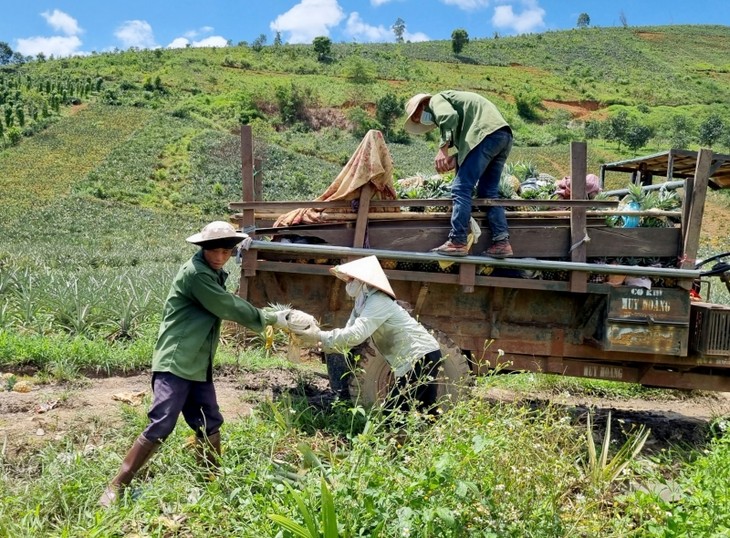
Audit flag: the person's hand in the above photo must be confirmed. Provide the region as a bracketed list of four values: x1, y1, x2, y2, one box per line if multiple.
[272, 309, 291, 329]
[291, 324, 321, 346]
[434, 148, 456, 174]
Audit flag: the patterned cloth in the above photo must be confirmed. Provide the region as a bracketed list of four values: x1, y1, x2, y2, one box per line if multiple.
[274, 129, 399, 227]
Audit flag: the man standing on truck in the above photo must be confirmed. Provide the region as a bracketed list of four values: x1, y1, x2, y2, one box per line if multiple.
[291, 255, 443, 418]
[404, 91, 514, 257]
[99, 221, 288, 508]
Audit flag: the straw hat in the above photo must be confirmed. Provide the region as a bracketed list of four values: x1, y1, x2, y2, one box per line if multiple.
[186, 221, 248, 246]
[403, 93, 435, 134]
[330, 255, 396, 298]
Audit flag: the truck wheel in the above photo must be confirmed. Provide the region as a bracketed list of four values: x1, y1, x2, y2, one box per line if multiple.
[343, 329, 472, 409]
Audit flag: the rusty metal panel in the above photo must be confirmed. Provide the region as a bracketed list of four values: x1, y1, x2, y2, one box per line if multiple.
[604, 286, 690, 356]
[604, 324, 687, 355]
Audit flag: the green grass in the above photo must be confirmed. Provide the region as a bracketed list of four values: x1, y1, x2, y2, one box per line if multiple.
[1, 384, 727, 537]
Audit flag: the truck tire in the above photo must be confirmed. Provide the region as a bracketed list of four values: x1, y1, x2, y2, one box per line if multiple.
[340, 329, 472, 409]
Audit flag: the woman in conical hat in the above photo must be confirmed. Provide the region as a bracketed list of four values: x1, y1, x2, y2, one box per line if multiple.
[293, 255, 442, 415]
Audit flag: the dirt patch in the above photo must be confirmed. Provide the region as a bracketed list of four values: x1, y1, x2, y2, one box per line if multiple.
[0, 367, 330, 460]
[542, 99, 602, 119]
[482, 387, 730, 450]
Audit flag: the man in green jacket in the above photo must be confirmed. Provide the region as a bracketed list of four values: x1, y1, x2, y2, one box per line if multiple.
[404, 90, 514, 257]
[99, 221, 287, 507]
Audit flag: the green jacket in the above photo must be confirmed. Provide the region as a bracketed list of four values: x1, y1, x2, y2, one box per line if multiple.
[428, 90, 509, 166]
[151, 249, 274, 381]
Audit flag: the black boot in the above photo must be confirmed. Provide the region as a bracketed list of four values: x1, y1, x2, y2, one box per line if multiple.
[99, 435, 159, 508]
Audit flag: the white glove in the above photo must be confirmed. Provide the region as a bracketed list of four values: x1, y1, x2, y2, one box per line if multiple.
[272, 309, 291, 329]
[286, 309, 319, 333]
[292, 325, 322, 346]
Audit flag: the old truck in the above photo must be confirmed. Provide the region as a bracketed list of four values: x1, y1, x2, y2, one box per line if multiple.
[231, 126, 730, 404]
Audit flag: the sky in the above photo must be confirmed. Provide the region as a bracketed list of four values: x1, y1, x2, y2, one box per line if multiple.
[1, 0, 729, 58]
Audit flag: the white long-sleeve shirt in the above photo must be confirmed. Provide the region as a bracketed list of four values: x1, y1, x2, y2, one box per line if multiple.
[319, 288, 440, 377]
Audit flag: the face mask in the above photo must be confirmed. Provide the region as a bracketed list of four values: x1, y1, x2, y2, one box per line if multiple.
[419, 111, 434, 125]
[345, 279, 363, 298]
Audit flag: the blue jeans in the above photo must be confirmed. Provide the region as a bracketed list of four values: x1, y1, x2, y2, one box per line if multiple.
[449, 128, 513, 244]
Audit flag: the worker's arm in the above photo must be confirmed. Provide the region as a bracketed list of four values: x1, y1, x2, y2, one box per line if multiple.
[430, 94, 458, 173]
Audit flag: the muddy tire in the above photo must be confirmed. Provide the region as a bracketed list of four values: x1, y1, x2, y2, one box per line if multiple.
[331, 329, 472, 408]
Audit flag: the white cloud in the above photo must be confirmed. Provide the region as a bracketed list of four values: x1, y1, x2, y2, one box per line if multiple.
[41, 9, 82, 36]
[16, 35, 83, 57]
[370, 0, 394, 5]
[191, 36, 228, 48]
[183, 26, 215, 39]
[404, 31, 430, 42]
[345, 12, 391, 42]
[167, 36, 228, 49]
[115, 20, 157, 49]
[492, 0, 545, 33]
[270, 0, 345, 44]
[441, 0, 490, 10]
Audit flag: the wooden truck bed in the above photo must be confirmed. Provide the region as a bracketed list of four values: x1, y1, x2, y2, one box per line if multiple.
[231, 130, 730, 391]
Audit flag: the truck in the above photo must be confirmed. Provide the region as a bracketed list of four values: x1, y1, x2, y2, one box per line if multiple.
[231, 126, 730, 405]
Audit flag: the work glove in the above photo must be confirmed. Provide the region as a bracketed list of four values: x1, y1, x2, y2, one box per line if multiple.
[291, 324, 322, 347]
[285, 309, 319, 334]
[272, 309, 291, 329]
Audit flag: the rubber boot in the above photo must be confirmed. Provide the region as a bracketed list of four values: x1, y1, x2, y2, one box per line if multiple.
[195, 431, 221, 473]
[99, 434, 159, 508]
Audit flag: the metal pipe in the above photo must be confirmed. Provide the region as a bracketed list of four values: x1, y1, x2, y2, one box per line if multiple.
[249, 240, 700, 279]
[603, 180, 685, 197]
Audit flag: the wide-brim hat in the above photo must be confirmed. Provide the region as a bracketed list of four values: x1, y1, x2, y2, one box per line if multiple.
[186, 220, 249, 246]
[403, 93, 435, 134]
[330, 255, 396, 298]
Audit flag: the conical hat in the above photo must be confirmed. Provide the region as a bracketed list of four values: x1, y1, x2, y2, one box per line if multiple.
[330, 255, 396, 298]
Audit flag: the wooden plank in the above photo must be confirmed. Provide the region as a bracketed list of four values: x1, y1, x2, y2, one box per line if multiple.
[570, 141, 588, 292]
[230, 198, 618, 211]
[681, 148, 713, 269]
[240, 125, 257, 283]
[352, 183, 372, 249]
[266, 225, 681, 259]
[252, 209, 680, 221]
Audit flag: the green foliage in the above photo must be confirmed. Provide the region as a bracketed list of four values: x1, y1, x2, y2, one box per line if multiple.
[584, 410, 650, 490]
[312, 36, 332, 62]
[577, 13, 591, 29]
[698, 114, 726, 148]
[451, 29, 469, 55]
[340, 55, 377, 85]
[347, 106, 380, 139]
[392, 18, 406, 44]
[375, 92, 404, 140]
[275, 82, 313, 127]
[515, 91, 541, 121]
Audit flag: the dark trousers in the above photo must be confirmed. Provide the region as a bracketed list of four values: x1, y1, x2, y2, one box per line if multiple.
[142, 372, 224, 443]
[384, 349, 442, 416]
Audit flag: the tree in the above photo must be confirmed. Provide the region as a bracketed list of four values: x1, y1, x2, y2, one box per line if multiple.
[0, 42, 13, 65]
[375, 93, 404, 139]
[312, 36, 332, 62]
[604, 110, 630, 150]
[577, 13, 590, 28]
[451, 29, 469, 54]
[584, 120, 602, 140]
[251, 34, 267, 52]
[392, 18, 406, 43]
[274, 32, 283, 47]
[698, 114, 725, 148]
[619, 11, 628, 28]
[624, 124, 653, 154]
[668, 115, 693, 149]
